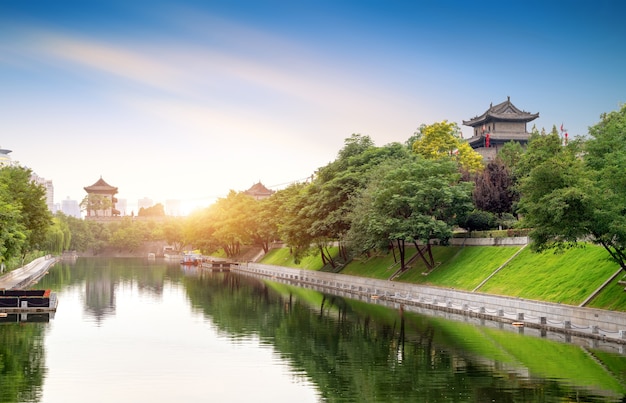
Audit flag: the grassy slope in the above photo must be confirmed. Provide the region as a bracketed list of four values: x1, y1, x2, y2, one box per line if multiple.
[259, 243, 624, 310]
[478, 245, 618, 305]
[260, 246, 338, 270]
[395, 245, 522, 289]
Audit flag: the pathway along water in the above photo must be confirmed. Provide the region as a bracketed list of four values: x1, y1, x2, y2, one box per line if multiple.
[0, 255, 59, 290]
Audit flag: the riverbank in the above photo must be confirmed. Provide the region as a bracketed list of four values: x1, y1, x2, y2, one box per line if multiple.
[232, 261, 626, 345]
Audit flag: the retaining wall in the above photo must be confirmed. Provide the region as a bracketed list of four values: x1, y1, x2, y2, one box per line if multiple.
[232, 262, 626, 343]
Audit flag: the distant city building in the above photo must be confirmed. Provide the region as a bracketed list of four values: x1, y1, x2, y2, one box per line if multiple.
[61, 197, 81, 218]
[0, 147, 15, 166]
[165, 199, 182, 216]
[84, 177, 119, 219]
[137, 197, 154, 211]
[463, 97, 539, 161]
[31, 173, 55, 213]
[116, 198, 128, 216]
[243, 181, 274, 200]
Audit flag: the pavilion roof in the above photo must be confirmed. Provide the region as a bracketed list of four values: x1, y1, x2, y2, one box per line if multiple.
[463, 97, 539, 127]
[84, 177, 118, 193]
[244, 181, 274, 197]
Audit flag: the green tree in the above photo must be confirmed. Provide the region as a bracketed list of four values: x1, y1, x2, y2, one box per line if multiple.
[80, 194, 113, 217]
[348, 155, 473, 271]
[0, 165, 52, 258]
[412, 121, 483, 173]
[109, 218, 144, 251]
[138, 203, 166, 217]
[247, 197, 279, 254]
[518, 105, 626, 271]
[0, 185, 27, 265]
[162, 218, 187, 253]
[43, 214, 71, 254]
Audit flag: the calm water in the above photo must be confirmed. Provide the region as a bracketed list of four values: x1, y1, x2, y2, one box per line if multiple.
[1, 257, 626, 402]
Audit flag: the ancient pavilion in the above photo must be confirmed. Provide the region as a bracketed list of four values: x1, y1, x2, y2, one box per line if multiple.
[463, 97, 539, 161]
[83, 177, 120, 218]
[244, 181, 274, 200]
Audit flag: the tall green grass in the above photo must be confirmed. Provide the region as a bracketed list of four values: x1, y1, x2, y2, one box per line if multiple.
[340, 248, 418, 279]
[478, 245, 619, 304]
[395, 245, 521, 288]
[259, 246, 338, 270]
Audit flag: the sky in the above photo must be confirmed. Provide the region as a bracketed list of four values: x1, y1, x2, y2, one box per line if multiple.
[1, 0, 625, 215]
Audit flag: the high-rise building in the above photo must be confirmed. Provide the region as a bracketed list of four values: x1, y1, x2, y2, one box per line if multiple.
[165, 199, 182, 216]
[31, 173, 55, 213]
[61, 197, 81, 218]
[116, 198, 128, 216]
[137, 197, 154, 210]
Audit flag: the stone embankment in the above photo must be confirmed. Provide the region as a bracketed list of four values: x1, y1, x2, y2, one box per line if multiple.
[232, 262, 626, 345]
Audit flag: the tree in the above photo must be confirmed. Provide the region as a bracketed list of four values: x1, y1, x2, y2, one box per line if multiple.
[138, 203, 166, 217]
[473, 159, 516, 219]
[43, 214, 71, 254]
[518, 105, 626, 272]
[247, 197, 279, 254]
[302, 140, 410, 268]
[459, 210, 498, 233]
[0, 185, 27, 264]
[80, 194, 113, 217]
[0, 165, 52, 257]
[348, 154, 473, 271]
[162, 218, 187, 253]
[411, 121, 483, 173]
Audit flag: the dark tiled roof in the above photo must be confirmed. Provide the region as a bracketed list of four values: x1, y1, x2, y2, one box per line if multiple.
[84, 177, 118, 193]
[244, 181, 274, 197]
[463, 97, 539, 127]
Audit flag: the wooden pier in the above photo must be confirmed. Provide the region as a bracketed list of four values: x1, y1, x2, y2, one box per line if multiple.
[0, 289, 58, 314]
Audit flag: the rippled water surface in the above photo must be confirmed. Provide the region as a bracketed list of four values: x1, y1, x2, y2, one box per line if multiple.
[1, 257, 626, 402]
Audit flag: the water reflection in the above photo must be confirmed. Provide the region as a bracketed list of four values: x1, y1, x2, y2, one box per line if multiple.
[1, 258, 625, 402]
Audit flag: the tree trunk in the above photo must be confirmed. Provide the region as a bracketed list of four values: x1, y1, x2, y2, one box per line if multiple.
[414, 241, 434, 271]
[396, 239, 406, 271]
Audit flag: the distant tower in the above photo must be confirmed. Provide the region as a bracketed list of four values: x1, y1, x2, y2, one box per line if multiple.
[463, 97, 539, 161]
[244, 181, 274, 200]
[84, 177, 119, 218]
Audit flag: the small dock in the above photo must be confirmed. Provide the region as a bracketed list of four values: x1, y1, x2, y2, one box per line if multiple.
[0, 256, 59, 320]
[0, 289, 58, 313]
[201, 260, 231, 272]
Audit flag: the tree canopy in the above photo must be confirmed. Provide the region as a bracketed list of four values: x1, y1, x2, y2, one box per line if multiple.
[518, 104, 626, 271]
[0, 166, 52, 262]
[411, 121, 483, 173]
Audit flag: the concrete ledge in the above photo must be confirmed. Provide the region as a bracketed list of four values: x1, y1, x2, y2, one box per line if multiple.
[232, 262, 626, 344]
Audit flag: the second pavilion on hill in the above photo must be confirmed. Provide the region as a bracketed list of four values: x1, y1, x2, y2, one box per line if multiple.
[463, 97, 539, 161]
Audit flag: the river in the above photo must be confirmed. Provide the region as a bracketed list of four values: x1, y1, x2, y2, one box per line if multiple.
[1, 257, 626, 402]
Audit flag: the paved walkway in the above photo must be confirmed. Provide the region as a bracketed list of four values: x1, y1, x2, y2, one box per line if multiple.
[0, 255, 58, 289]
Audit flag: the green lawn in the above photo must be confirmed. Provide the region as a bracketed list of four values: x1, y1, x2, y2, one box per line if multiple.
[259, 246, 338, 270]
[478, 245, 619, 305]
[340, 248, 417, 279]
[585, 274, 626, 311]
[259, 243, 625, 310]
[394, 245, 522, 289]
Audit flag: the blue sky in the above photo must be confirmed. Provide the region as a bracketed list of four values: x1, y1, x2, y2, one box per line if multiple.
[1, 0, 625, 214]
